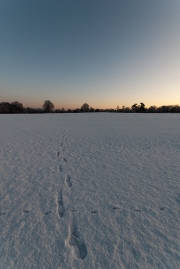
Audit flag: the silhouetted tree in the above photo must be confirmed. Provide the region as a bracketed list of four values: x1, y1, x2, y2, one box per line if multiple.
[10, 101, 24, 113]
[74, 108, 81, 113]
[43, 100, 54, 113]
[140, 102, 145, 112]
[131, 103, 137, 112]
[0, 101, 24, 113]
[125, 107, 131, 112]
[148, 105, 157, 113]
[120, 105, 125, 112]
[170, 105, 180, 113]
[157, 105, 169, 113]
[89, 107, 94, 112]
[95, 108, 101, 112]
[0, 102, 10, 113]
[81, 103, 90, 112]
[24, 107, 43, 113]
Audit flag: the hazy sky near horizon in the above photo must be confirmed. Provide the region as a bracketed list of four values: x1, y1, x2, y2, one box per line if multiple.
[1, 0, 180, 109]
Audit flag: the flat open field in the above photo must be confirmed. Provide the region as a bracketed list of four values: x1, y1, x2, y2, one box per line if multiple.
[0, 113, 180, 269]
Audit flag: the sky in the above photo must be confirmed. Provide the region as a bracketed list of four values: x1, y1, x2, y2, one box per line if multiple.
[0, 0, 180, 109]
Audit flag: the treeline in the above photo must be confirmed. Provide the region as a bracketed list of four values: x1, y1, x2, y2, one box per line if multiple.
[0, 101, 180, 113]
[0, 102, 24, 113]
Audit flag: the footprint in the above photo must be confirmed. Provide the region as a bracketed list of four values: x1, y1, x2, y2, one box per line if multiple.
[134, 209, 141, 212]
[0, 212, 5, 216]
[113, 207, 120, 210]
[68, 219, 87, 260]
[23, 210, 30, 214]
[71, 210, 77, 212]
[90, 211, 98, 214]
[57, 151, 60, 156]
[62, 157, 67, 162]
[160, 207, 164, 211]
[58, 165, 63, 172]
[57, 190, 65, 218]
[45, 212, 51, 215]
[65, 174, 72, 187]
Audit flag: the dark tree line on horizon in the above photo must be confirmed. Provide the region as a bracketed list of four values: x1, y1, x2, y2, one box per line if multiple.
[0, 100, 180, 114]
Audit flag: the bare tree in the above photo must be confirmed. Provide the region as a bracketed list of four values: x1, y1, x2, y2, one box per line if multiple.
[81, 103, 90, 112]
[43, 100, 54, 113]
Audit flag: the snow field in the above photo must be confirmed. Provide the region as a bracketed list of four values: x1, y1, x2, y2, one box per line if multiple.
[0, 113, 180, 269]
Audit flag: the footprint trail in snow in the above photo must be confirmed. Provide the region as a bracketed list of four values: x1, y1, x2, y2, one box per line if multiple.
[57, 190, 65, 218]
[65, 174, 72, 187]
[68, 218, 87, 260]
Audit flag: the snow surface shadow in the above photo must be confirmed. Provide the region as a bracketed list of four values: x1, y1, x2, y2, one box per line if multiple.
[65, 174, 72, 187]
[0, 212, 6, 216]
[68, 218, 87, 260]
[57, 151, 60, 156]
[57, 190, 65, 218]
[58, 165, 63, 172]
[62, 157, 67, 162]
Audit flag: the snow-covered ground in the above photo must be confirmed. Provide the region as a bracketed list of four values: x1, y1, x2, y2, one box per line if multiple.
[0, 113, 180, 269]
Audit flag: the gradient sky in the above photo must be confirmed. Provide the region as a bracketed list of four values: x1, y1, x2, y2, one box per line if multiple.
[0, 0, 180, 109]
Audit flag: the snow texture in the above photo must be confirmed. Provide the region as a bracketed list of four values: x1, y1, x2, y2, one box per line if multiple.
[0, 113, 180, 269]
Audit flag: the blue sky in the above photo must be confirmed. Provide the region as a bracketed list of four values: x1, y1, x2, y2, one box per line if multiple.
[0, 0, 180, 109]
